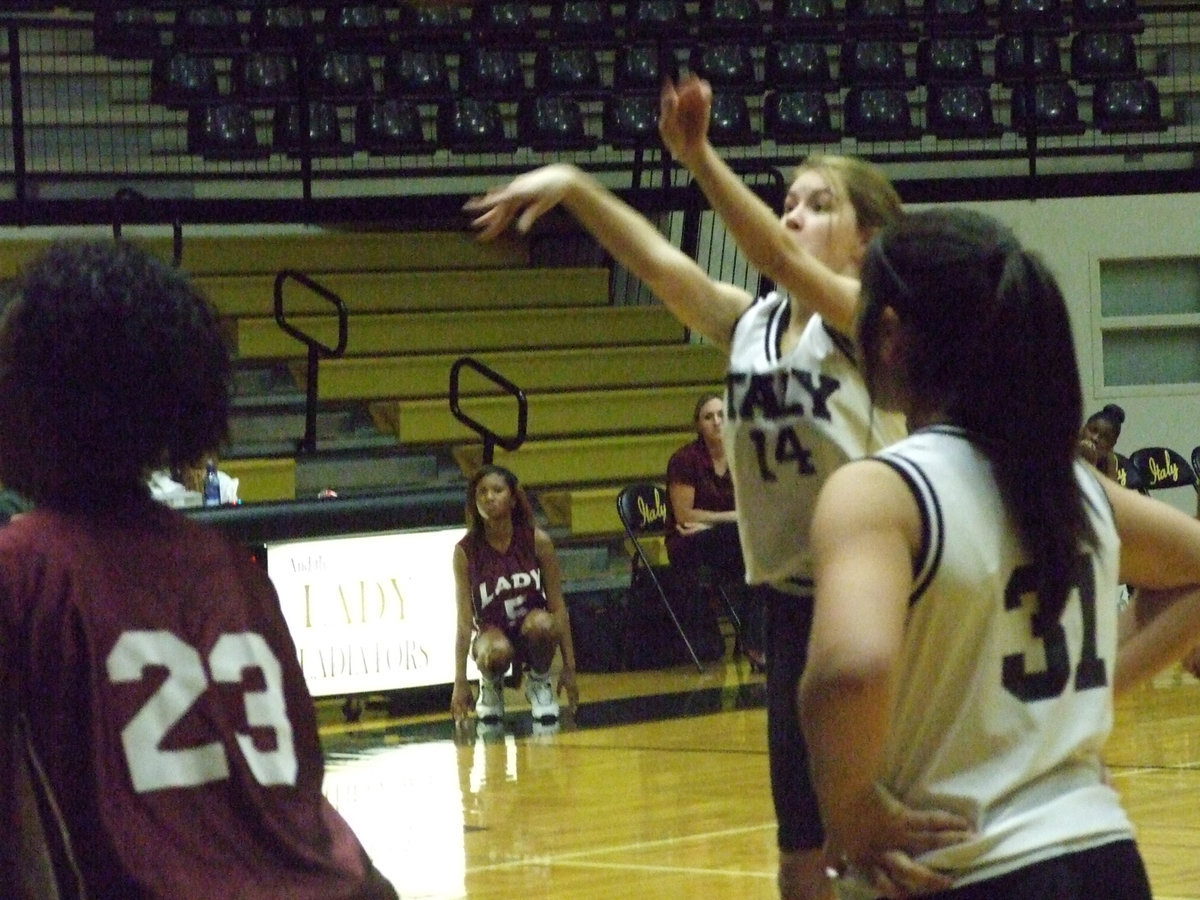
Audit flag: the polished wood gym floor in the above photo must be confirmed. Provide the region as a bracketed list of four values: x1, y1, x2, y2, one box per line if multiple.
[316, 656, 1200, 899]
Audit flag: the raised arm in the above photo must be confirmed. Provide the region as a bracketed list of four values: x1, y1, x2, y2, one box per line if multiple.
[659, 76, 861, 335]
[465, 163, 753, 350]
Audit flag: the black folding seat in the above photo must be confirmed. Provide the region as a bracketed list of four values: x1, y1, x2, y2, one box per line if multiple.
[997, 0, 1068, 35]
[845, 0, 914, 37]
[626, 0, 691, 39]
[312, 50, 375, 100]
[926, 83, 1004, 137]
[689, 43, 760, 89]
[324, 4, 390, 50]
[439, 98, 519, 152]
[916, 37, 985, 84]
[764, 89, 839, 142]
[459, 47, 527, 99]
[273, 101, 353, 155]
[233, 53, 298, 105]
[94, 7, 164, 59]
[1070, 31, 1140, 82]
[384, 50, 451, 100]
[844, 86, 921, 139]
[1010, 80, 1085, 134]
[551, 0, 616, 40]
[840, 39, 913, 87]
[772, 0, 841, 39]
[356, 98, 434, 154]
[706, 91, 757, 146]
[922, 0, 991, 37]
[700, 0, 764, 37]
[518, 96, 598, 150]
[766, 40, 836, 90]
[151, 53, 221, 107]
[188, 102, 269, 160]
[472, 1, 536, 44]
[250, 4, 314, 51]
[1093, 77, 1165, 133]
[535, 47, 604, 99]
[1074, 0, 1143, 32]
[604, 94, 660, 147]
[994, 33, 1064, 84]
[174, 5, 242, 52]
[613, 44, 674, 94]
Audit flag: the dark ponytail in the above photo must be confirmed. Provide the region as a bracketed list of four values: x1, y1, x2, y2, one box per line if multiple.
[861, 209, 1094, 627]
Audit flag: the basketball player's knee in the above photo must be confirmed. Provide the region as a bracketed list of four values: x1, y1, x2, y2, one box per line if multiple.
[474, 631, 514, 675]
[520, 608, 557, 648]
[778, 848, 834, 900]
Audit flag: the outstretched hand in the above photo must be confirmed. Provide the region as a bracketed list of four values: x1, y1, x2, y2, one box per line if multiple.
[825, 785, 974, 898]
[463, 164, 577, 241]
[659, 75, 713, 166]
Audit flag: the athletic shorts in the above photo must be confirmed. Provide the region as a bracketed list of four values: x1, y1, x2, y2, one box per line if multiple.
[916, 840, 1150, 900]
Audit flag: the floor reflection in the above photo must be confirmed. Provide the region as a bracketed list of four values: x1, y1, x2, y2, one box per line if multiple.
[320, 680, 769, 899]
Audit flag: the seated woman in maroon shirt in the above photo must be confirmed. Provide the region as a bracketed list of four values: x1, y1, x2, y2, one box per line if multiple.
[665, 393, 743, 579]
[665, 394, 764, 666]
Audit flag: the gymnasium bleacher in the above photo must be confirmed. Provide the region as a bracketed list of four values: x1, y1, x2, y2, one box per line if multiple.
[6, 0, 1200, 595]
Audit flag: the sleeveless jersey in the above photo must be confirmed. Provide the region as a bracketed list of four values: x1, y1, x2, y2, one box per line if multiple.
[724, 296, 906, 588]
[853, 426, 1131, 893]
[0, 500, 393, 900]
[459, 524, 549, 632]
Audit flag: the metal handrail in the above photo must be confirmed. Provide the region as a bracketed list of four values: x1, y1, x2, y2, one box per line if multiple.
[111, 187, 183, 268]
[273, 269, 349, 454]
[449, 356, 528, 466]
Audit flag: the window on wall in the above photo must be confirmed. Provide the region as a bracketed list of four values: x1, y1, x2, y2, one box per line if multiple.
[1098, 258, 1200, 390]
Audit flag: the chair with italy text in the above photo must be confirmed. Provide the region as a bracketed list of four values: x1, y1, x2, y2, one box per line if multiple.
[616, 483, 715, 672]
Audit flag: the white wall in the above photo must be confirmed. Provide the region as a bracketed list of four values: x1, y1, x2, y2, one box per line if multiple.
[923, 192, 1200, 513]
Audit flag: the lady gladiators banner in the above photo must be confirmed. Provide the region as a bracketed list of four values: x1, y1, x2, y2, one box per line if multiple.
[265, 527, 478, 697]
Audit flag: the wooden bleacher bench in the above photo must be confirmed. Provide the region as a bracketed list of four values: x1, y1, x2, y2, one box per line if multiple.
[298, 343, 726, 402]
[370, 383, 714, 446]
[452, 431, 694, 488]
[221, 456, 297, 502]
[197, 266, 609, 319]
[231, 305, 682, 359]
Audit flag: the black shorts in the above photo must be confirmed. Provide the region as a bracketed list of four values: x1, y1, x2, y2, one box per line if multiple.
[919, 840, 1151, 900]
[764, 588, 823, 852]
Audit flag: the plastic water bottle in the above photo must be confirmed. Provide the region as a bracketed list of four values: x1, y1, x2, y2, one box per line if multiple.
[203, 459, 221, 507]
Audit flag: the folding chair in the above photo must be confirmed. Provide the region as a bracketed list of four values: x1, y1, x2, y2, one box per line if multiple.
[616, 483, 705, 671]
[1113, 451, 1142, 492]
[1128, 446, 1197, 497]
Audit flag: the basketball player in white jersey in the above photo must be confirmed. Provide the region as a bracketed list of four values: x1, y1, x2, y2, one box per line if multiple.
[802, 208, 1200, 898]
[467, 77, 972, 899]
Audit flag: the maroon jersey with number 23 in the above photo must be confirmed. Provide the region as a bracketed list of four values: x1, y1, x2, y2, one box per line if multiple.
[0, 498, 396, 900]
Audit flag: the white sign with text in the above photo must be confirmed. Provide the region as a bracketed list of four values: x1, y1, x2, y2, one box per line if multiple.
[266, 527, 475, 697]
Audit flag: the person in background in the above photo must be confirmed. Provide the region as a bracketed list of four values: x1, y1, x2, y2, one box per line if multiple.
[147, 459, 240, 507]
[451, 464, 578, 728]
[466, 75, 964, 900]
[0, 239, 395, 899]
[1078, 403, 1126, 480]
[665, 392, 765, 669]
[802, 208, 1200, 898]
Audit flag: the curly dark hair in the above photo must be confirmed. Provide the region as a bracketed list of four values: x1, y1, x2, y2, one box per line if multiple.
[0, 239, 230, 510]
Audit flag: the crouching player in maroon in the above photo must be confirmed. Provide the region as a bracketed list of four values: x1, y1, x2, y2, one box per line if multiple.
[0, 240, 396, 900]
[452, 465, 578, 727]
